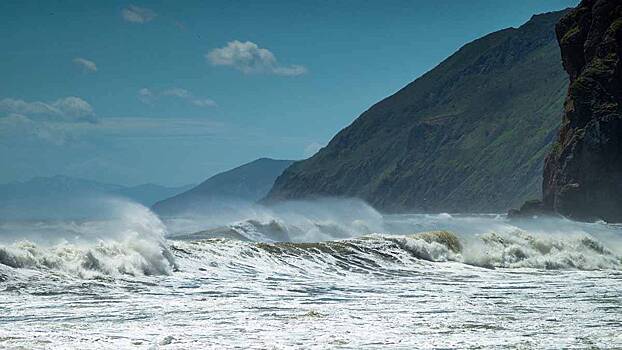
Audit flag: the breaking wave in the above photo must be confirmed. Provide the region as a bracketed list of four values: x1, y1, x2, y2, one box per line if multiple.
[0, 199, 176, 278]
[1, 198, 621, 279]
[0, 239, 175, 278]
[170, 229, 622, 273]
[164, 200, 622, 271]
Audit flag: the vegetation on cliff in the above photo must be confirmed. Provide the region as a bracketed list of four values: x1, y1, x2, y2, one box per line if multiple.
[543, 0, 622, 222]
[265, 10, 569, 213]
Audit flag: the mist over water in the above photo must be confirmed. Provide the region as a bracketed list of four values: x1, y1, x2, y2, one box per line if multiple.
[0, 198, 176, 278]
[1, 197, 621, 348]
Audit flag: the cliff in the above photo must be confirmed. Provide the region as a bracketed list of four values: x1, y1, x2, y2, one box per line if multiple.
[542, 0, 622, 222]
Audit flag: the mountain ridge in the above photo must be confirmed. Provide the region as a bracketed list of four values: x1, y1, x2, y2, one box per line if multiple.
[152, 158, 294, 216]
[264, 9, 570, 213]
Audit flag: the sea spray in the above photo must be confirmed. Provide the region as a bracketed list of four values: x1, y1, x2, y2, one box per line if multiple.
[159, 197, 622, 270]
[2, 208, 622, 349]
[165, 198, 385, 242]
[0, 198, 176, 277]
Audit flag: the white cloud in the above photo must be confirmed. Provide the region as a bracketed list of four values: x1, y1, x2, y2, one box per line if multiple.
[52, 97, 94, 120]
[206, 40, 307, 76]
[273, 65, 307, 76]
[138, 87, 216, 108]
[0, 114, 33, 132]
[0, 114, 223, 146]
[121, 5, 156, 24]
[192, 99, 217, 107]
[0, 98, 56, 115]
[162, 88, 191, 98]
[0, 114, 68, 145]
[73, 57, 97, 72]
[0, 97, 96, 123]
[138, 88, 154, 104]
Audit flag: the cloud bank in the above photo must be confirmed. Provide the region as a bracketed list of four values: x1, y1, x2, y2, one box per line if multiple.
[0, 96, 96, 144]
[0, 97, 96, 123]
[206, 40, 307, 76]
[138, 87, 216, 107]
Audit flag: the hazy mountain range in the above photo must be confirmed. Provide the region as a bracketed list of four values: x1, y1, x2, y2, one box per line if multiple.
[0, 175, 193, 220]
[152, 158, 294, 216]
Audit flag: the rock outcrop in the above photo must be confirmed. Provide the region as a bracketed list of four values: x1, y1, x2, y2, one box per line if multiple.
[264, 10, 569, 213]
[507, 199, 556, 219]
[542, 0, 622, 222]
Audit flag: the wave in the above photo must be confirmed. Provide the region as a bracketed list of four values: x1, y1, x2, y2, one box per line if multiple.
[165, 202, 622, 271]
[164, 198, 384, 242]
[1, 198, 621, 280]
[0, 238, 176, 278]
[0, 199, 177, 278]
[2, 227, 620, 281]
[171, 229, 622, 272]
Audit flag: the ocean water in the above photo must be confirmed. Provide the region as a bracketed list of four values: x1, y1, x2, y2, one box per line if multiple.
[0, 199, 621, 349]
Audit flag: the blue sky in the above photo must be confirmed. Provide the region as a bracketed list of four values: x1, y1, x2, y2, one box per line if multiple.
[0, 0, 578, 186]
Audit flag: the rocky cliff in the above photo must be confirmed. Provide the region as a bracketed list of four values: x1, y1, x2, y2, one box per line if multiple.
[542, 0, 622, 222]
[265, 10, 569, 213]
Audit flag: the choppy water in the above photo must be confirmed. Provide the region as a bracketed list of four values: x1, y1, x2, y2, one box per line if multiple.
[0, 199, 621, 349]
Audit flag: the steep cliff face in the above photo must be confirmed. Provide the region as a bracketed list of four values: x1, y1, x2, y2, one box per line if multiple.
[543, 0, 622, 222]
[265, 11, 569, 213]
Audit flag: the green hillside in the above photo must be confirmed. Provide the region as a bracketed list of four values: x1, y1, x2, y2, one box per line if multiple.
[265, 10, 569, 213]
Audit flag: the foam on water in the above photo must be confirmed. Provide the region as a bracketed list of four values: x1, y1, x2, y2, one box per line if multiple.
[2, 198, 621, 278]
[1, 199, 622, 349]
[170, 229, 622, 276]
[163, 200, 622, 271]
[164, 198, 384, 242]
[0, 198, 176, 278]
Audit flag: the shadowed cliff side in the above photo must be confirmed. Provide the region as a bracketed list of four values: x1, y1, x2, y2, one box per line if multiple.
[542, 0, 622, 222]
[265, 10, 569, 213]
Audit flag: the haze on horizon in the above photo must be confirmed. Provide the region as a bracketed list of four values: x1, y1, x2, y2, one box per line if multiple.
[0, 0, 577, 187]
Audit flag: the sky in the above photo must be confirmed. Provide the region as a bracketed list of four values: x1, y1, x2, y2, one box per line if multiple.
[0, 0, 578, 186]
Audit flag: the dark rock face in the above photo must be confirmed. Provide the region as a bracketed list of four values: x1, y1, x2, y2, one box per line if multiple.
[543, 0, 622, 222]
[507, 199, 556, 219]
[265, 11, 569, 213]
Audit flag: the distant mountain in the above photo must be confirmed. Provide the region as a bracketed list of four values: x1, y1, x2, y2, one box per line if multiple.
[264, 10, 569, 213]
[152, 158, 294, 216]
[0, 175, 192, 219]
[114, 183, 194, 207]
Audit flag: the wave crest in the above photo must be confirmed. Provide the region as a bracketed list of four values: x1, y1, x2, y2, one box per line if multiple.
[0, 240, 176, 278]
[173, 229, 622, 272]
[464, 231, 621, 269]
[0, 200, 177, 278]
[0, 237, 176, 278]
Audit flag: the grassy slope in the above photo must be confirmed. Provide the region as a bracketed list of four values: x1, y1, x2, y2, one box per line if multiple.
[266, 11, 569, 213]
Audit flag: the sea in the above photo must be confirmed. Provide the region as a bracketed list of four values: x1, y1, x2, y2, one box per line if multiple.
[0, 198, 620, 349]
